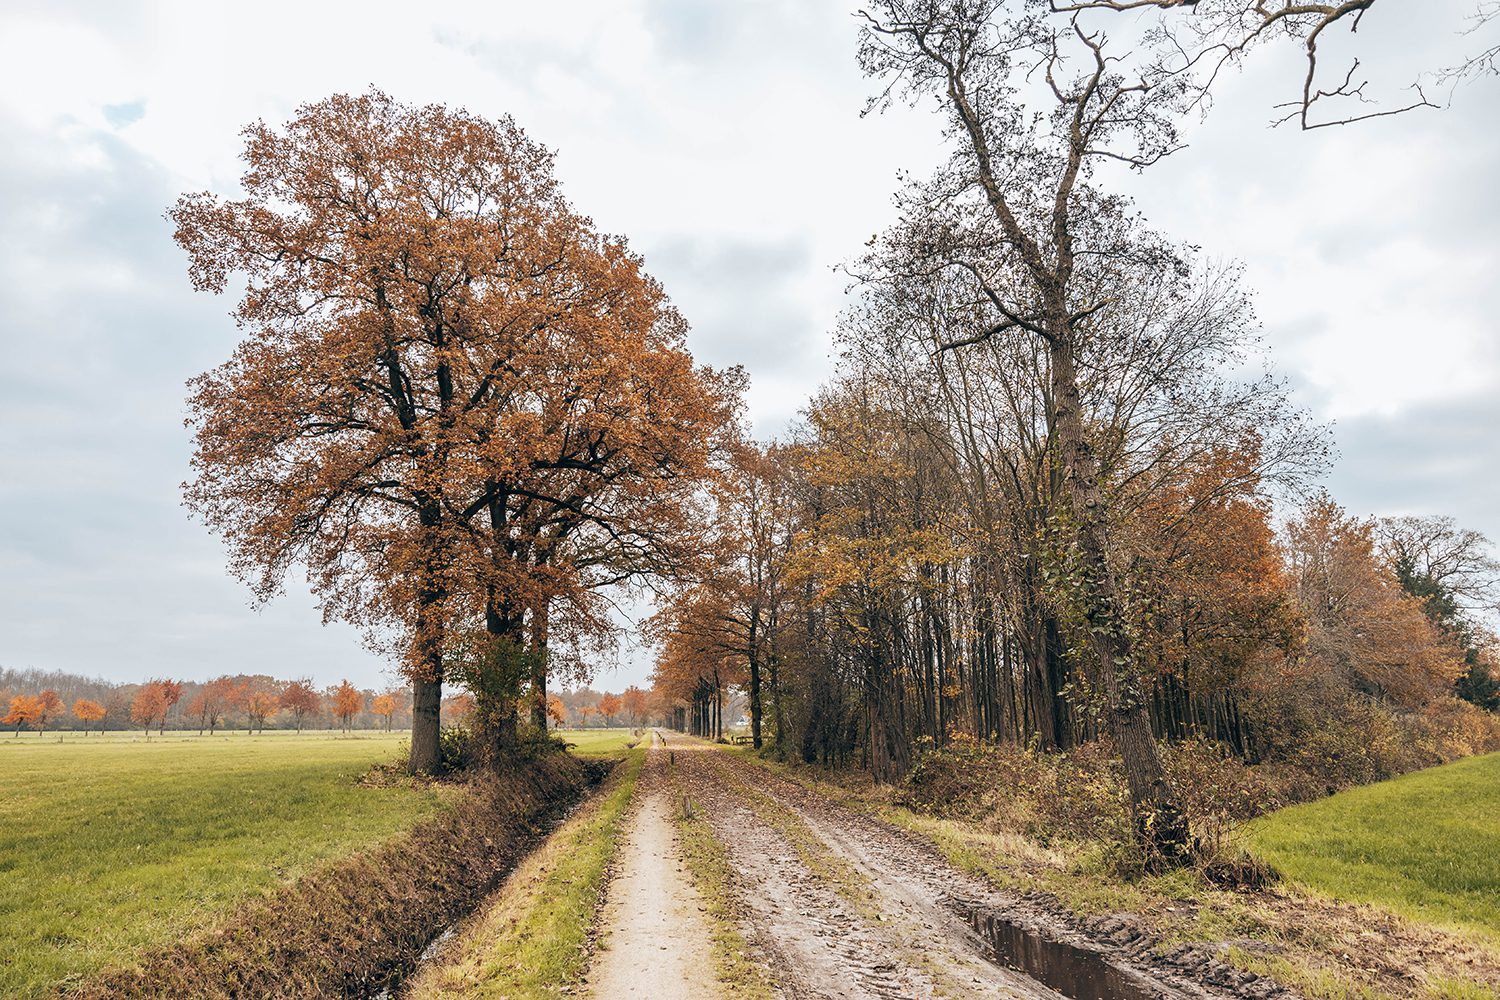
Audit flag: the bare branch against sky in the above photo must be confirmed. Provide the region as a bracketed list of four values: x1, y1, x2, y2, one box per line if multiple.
[0, 0, 1494, 687]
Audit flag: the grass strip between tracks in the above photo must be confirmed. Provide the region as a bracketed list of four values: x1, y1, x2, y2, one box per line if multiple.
[700, 748, 979, 999]
[670, 753, 778, 1000]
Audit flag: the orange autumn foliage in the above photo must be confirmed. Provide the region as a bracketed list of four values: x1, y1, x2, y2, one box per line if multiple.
[331, 680, 363, 733]
[4, 694, 43, 736]
[597, 692, 623, 725]
[280, 679, 321, 732]
[1284, 496, 1464, 707]
[371, 692, 398, 732]
[34, 689, 63, 731]
[620, 686, 649, 726]
[130, 680, 178, 734]
[546, 694, 567, 728]
[186, 677, 236, 735]
[172, 89, 740, 772]
[72, 698, 106, 734]
[243, 688, 282, 733]
[444, 692, 475, 725]
[1127, 446, 1300, 680]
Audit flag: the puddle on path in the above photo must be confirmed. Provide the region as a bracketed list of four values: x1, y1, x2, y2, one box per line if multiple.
[970, 910, 1161, 1000]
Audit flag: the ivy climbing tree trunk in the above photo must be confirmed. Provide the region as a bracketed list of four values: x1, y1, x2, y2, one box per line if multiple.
[1047, 315, 1191, 865]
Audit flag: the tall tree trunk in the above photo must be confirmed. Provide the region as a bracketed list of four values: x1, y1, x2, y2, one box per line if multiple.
[1044, 616, 1070, 749]
[407, 509, 447, 775]
[478, 499, 523, 764]
[483, 592, 522, 763]
[748, 612, 763, 749]
[1047, 325, 1190, 866]
[530, 595, 550, 731]
[770, 649, 785, 751]
[410, 672, 442, 775]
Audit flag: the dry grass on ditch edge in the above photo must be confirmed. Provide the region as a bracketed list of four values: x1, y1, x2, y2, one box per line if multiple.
[61, 753, 594, 1000]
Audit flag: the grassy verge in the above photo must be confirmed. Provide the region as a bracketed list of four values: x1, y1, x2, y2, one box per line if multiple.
[0, 732, 439, 999]
[1248, 752, 1500, 944]
[670, 762, 779, 1000]
[725, 744, 1500, 1000]
[406, 746, 646, 1000]
[67, 754, 591, 999]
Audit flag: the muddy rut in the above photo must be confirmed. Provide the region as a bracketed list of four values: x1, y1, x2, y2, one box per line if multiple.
[666, 731, 1285, 1000]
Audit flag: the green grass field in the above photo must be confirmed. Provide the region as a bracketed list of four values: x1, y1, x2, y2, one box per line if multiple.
[555, 727, 641, 757]
[0, 731, 443, 998]
[1248, 751, 1500, 943]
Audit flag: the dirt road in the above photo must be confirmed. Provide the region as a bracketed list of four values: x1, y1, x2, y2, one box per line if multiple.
[585, 731, 722, 1000]
[664, 731, 1280, 1000]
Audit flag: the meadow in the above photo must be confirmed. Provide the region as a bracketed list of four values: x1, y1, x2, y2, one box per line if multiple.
[1248, 751, 1500, 944]
[556, 727, 642, 757]
[0, 731, 443, 998]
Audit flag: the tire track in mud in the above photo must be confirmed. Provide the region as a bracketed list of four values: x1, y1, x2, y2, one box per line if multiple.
[669, 732, 1280, 1000]
[670, 734, 934, 999]
[732, 759, 1273, 1000]
[668, 732, 1054, 1000]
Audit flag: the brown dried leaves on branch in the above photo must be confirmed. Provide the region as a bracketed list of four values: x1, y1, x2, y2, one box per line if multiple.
[173, 91, 739, 753]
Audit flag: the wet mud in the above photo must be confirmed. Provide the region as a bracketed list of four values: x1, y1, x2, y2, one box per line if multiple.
[665, 731, 1293, 1000]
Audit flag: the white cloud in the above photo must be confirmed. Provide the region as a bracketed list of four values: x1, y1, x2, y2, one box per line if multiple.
[0, 0, 1495, 688]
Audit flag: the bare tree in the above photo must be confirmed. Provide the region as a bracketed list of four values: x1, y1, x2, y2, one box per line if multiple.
[1040, 0, 1451, 129]
[1379, 515, 1500, 636]
[1443, 1, 1500, 82]
[859, 0, 1214, 862]
[853, 0, 1488, 866]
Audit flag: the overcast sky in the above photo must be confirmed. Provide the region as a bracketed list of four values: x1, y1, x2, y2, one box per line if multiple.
[0, 1, 1495, 691]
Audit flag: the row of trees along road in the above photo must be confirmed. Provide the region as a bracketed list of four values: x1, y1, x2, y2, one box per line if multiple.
[649, 0, 1500, 866]
[173, 92, 741, 775]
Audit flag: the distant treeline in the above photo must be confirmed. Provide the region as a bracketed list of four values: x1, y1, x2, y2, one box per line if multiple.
[549, 685, 723, 730]
[0, 669, 410, 735]
[0, 667, 676, 736]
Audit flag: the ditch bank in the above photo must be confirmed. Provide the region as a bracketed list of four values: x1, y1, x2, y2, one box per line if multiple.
[60, 752, 606, 1000]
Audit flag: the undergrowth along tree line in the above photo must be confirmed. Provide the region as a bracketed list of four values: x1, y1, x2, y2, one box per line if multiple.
[648, 0, 1500, 867]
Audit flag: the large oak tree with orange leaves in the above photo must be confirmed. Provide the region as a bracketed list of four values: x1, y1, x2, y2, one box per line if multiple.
[174, 90, 736, 773]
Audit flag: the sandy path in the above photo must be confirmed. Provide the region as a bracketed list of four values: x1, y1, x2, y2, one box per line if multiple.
[668, 731, 1027, 1000]
[585, 731, 722, 1000]
[665, 731, 1277, 1000]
